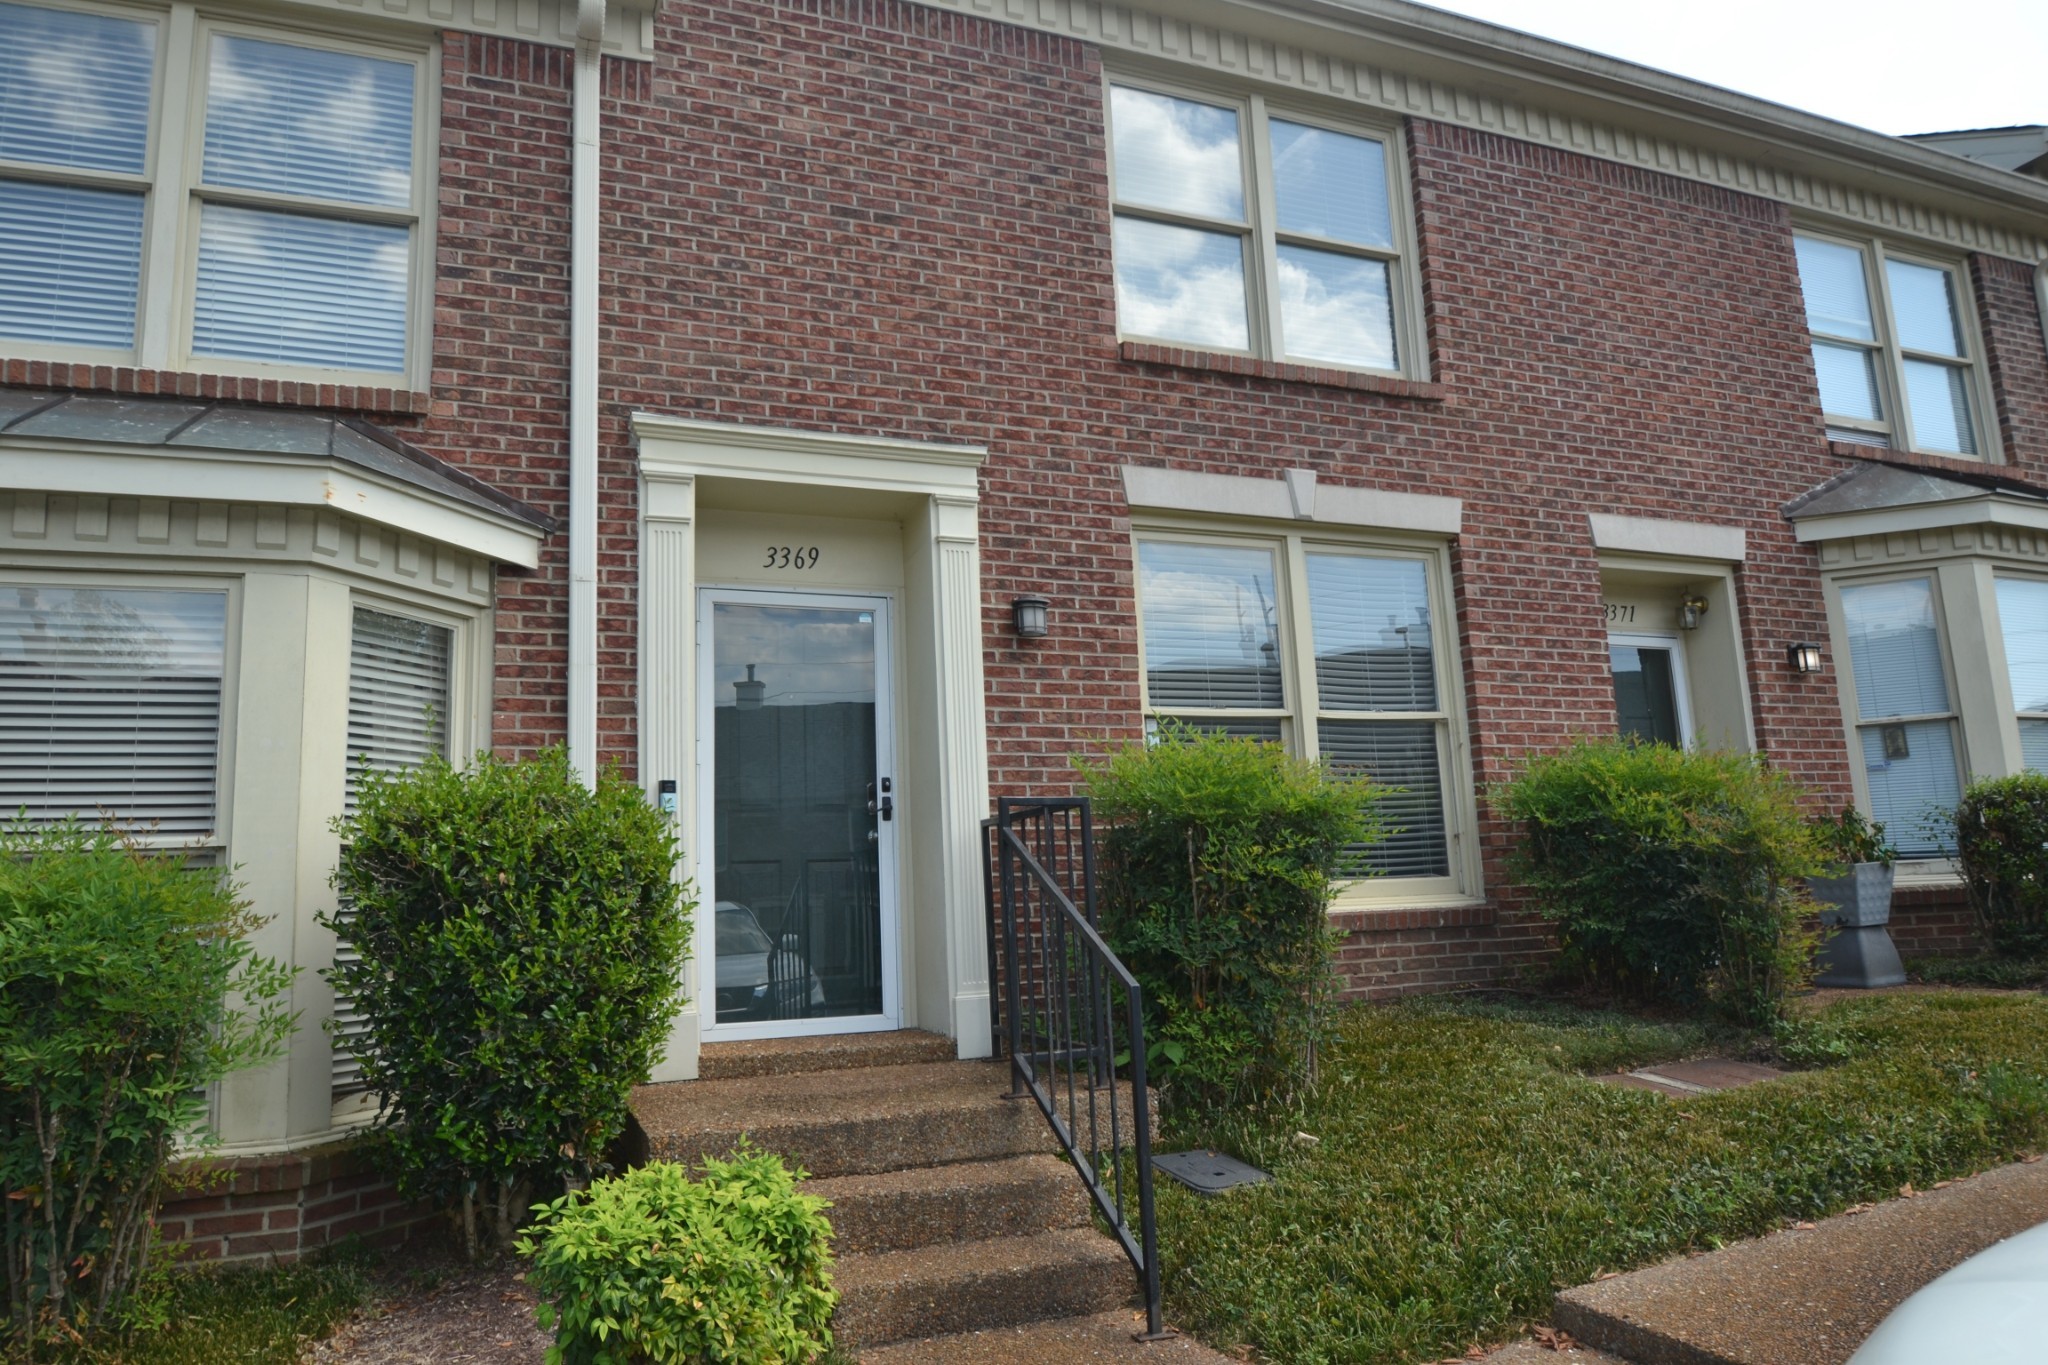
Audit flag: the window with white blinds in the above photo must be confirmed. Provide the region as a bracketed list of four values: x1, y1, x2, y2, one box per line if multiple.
[1840, 577, 1961, 857]
[334, 605, 451, 1098]
[0, 585, 227, 838]
[0, 2, 155, 349]
[1135, 533, 1464, 893]
[1994, 578, 2048, 776]
[0, 2, 426, 380]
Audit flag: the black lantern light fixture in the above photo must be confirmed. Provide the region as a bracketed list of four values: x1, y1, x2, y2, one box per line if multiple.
[1011, 595, 1050, 639]
[1677, 592, 1709, 631]
[1788, 642, 1823, 674]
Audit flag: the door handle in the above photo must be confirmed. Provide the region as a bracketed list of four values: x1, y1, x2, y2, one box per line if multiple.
[866, 781, 893, 821]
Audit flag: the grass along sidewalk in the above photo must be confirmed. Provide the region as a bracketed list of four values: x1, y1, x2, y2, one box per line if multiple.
[1157, 991, 2048, 1365]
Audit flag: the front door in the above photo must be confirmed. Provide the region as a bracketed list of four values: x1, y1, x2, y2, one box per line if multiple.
[1609, 631, 1694, 748]
[698, 588, 899, 1038]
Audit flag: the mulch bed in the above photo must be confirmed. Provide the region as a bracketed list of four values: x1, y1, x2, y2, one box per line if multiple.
[311, 1258, 549, 1364]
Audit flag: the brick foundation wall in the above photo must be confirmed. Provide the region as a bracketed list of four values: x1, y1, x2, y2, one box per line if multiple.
[1886, 886, 1984, 960]
[156, 1142, 437, 1265]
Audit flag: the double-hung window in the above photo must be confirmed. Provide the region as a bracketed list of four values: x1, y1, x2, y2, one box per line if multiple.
[1838, 576, 1962, 856]
[1135, 532, 1466, 896]
[0, 1, 430, 383]
[0, 582, 230, 843]
[333, 602, 453, 1101]
[1107, 81, 1420, 377]
[1793, 231, 1990, 457]
[1994, 577, 2048, 774]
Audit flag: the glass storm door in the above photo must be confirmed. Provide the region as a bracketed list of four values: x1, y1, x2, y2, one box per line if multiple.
[1609, 632, 1693, 748]
[698, 589, 898, 1038]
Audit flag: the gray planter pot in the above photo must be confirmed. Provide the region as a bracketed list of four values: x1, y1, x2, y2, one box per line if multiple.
[1810, 862, 1905, 989]
[1809, 862, 1895, 927]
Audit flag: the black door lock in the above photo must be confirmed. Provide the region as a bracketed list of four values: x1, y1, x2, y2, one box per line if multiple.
[866, 781, 894, 821]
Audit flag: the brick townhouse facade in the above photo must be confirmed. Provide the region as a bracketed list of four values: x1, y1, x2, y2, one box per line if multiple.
[3, 0, 2047, 1256]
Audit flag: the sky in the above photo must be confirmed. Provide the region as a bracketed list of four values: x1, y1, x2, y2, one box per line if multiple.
[1412, 0, 2045, 138]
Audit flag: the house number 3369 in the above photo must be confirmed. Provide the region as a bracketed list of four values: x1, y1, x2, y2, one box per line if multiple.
[763, 546, 821, 569]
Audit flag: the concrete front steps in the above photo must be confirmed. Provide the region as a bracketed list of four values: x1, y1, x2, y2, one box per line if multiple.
[625, 1031, 1142, 1356]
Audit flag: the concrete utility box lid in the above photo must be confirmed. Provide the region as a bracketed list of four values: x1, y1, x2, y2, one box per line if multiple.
[1848, 1218, 2048, 1364]
[1156, 1149, 1270, 1196]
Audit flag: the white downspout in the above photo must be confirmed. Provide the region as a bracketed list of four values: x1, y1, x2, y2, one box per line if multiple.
[568, 0, 605, 787]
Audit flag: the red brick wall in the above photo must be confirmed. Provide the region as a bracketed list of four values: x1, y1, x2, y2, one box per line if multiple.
[407, 0, 2044, 991]
[157, 1143, 435, 1264]
[1974, 254, 2048, 463]
[15, 2, 2042, 994]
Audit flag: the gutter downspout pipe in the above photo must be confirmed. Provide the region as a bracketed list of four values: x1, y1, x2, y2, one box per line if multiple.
[568, 0, 604, 788]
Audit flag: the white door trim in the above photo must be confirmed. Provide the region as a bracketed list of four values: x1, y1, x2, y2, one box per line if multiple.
[1609, 629, 1695, 747]
[696, 585, 902, 1041]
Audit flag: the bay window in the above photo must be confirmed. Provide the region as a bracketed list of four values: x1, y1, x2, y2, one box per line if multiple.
[0, 582, 229, 841]
[1838, 577, 1963, 856]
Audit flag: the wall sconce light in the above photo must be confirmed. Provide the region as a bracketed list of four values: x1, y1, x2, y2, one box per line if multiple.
[1678, 593, 1709, 631]
[1011, 595, 1050, 639]
[1788, 642, 1823, 674]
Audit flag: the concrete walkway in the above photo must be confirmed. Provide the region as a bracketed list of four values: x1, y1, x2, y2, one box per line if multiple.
[1550, 1158, 2048, 1365]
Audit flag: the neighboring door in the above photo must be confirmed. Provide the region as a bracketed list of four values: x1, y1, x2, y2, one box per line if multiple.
[1609, 631, 1694, 747]
[697, 588, 899, 1038]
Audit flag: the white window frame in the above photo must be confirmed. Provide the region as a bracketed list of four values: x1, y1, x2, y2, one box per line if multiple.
[0, 566, 242, 852]
[1989, 570, 2048, 774]
[1607, 629, 1695, 749]
[1795, 225, 1999, 461]
[1825, 568, 1969, 866]
[1104, 71, 1429, 381]
[0, 0, 438, 389]
[1130, 521, 1476, 906]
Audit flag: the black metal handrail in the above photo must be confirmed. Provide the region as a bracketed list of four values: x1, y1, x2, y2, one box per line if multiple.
[986, 796, 1164, 1340]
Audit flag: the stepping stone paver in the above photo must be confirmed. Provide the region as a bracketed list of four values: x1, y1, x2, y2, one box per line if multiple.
[1595, 1058, 1786, 1099]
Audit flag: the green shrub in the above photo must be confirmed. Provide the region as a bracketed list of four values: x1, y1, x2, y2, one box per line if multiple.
[1492, 738, 1828, 1023]
[1907, 953, 2048, 990]
[1953, 773, 2048, 958]
[1078, 724, 1381, 1109]
[1811, 805, 1896, 869]
[327, 747, 691, 1257]
[0, 823, 294, 1352]
[518, 1150, 837, 1365]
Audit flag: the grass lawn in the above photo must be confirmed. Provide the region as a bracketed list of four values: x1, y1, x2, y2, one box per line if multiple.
[1158, 990, 2048, 1365]
[46, 1253, 374, 1365]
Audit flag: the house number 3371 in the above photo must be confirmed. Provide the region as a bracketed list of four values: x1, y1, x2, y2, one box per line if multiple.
[763, 546, 821, 569]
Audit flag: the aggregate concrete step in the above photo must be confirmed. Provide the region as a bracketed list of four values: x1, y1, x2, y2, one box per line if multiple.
[857, 1310, 1242, 1363]
[630, 1060, 1051, 1178]
[1551, 1159, 2048, 1365]
[698, 1029, 958, 1081]
[811, 1154, 1090, 1255]
[832, 1227, 1135, 1349]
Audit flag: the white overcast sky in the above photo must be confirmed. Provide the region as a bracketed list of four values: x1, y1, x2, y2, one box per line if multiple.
[1413, 0, 2045, 138]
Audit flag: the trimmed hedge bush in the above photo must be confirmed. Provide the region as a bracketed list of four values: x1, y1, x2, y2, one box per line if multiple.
[518, 1149, 836, 1365]
[1, 823, 293, 1351]
[1954, 773, 2048, 958]
[1080, 724, 1381, 1109]
[327, 747, 691, 1257]
[1493, 738, 1827, 1023]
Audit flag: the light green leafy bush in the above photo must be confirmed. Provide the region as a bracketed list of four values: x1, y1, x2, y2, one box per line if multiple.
[517, 1150, 837, 1365]
[1493, 737, 1828, 1023]
[1079, 723, 1381, 1109]
[1953, 773, 2048, 958]
[0, 823, 294, 1353]
[326, 747, 691, 1257]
